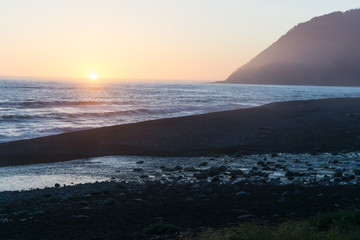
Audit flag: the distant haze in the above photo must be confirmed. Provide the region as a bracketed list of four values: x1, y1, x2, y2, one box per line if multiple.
[225, 9, 360, 86]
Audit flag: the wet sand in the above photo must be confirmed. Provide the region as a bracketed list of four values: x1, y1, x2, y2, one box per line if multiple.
[1, 98, 360, 166]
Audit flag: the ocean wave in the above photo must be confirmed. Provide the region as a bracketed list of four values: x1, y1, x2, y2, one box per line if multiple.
[0, 100, 134, 109]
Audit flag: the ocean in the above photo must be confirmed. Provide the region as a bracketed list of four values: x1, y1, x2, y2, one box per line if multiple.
[1, 80, 360, 144]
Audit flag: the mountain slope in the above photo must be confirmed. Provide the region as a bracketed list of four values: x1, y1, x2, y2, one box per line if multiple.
[224, 9, 360, 86]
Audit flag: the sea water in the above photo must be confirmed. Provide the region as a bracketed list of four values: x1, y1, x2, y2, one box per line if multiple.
[1, 80, 360, 144]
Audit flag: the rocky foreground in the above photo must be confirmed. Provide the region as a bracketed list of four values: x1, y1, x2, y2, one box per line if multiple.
[1, 152, 360, 240]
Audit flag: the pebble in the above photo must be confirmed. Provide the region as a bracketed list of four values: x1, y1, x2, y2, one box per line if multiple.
[104, 198, 117, 206]
[236, 191, 249, 197]
[237, 214, 256, 220]
[198, 162, 208, 167]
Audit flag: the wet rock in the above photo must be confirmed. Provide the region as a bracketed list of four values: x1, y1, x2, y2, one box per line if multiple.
[194, 173, 208, 180]
[136, 161, 144, 164]
[205, 167, 220, 177]
[174, 166, 182, 171]
[236, 191, 249, 197]
[54, 183, 60, 188]
[285, 171, 304, 177]
[133, 168, 143, 172]
[104, 198, 117, 206]
[31, 211, 45, 216]
[162, 167, 175, 172]
[333, 170, 342, 178]
[262, 166, 271, 171]
[218, 166, 227, 172]
[237, 214, 256, 220]
[257, 161, 266, 166]
[14, 210, 27, 217]
[230, 170, 244, 176]
[184, 167, 197, 172]
[211, 176, 220, 183]
[193, 193, 208, 199]
[198, 162, 208, 167]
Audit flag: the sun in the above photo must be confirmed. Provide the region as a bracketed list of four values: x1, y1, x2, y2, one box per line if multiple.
[88, 73, 98, 80]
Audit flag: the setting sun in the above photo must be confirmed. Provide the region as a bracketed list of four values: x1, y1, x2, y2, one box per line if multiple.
[88, 73, 98, 80]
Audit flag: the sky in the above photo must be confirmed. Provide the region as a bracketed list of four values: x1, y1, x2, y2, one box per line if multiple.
[0, 0, 359, 82]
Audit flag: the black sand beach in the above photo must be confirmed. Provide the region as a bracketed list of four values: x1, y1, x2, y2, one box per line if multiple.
[1, 98, 360, 167]
[1, 98, 360, 239]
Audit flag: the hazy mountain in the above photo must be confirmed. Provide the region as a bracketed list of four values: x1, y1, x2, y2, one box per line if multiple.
[224, 9, 360, 86]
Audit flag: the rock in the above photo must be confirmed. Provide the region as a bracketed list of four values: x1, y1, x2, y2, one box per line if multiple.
[133, 168, 143, 172]
[218, 166, 227, 172]
[236, 191, 249, 197]
[184, 167, 197, 172]
[69, 215, 89, 219]
[194, 173, 208, 180]
[54, 183, 60, 188]
[136, 161, 144, 164]
[198, 162, 208, 167]
[237, 214, 256, 220]
[174, 166, 182, 170]
[257, 161, 266, 166]
[193, 193, 208, 199]
[211, 176, 220, 183]
[31, 211, 45, 216]
[230, 170, 244, 176]
[104, 198, 117, 206]
[14, 210, 27, 216]
[285, 171, 304, 177]
[162, 167, 175, 172]
[333, 170, 342, 177]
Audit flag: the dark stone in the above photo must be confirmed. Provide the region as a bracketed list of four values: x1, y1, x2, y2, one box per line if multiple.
[184, 167, 197, 172]
[334, 170, 342, 177]
[54, 183, 60, 188]
[136, 161, 144, 164]
[104, 198, 117, 206]
[198, 162, 208, 167]
[174, 166, 182, 170]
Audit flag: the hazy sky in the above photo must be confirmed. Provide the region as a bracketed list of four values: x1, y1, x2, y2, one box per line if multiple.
[0, 0, 359, 82]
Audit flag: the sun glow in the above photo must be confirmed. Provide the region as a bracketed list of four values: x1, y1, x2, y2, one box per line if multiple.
[88, 73, 98, 80]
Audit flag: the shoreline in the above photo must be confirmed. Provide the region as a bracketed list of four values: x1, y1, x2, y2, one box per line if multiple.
[1, 98, 360, 166]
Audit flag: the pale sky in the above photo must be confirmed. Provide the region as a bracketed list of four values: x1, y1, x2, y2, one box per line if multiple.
[0, 0, 359, 82]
